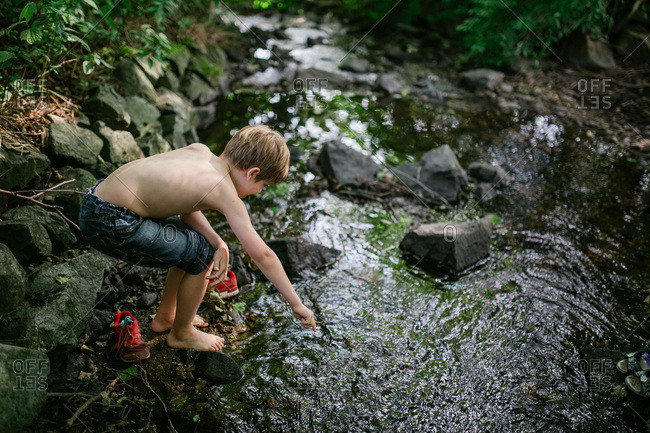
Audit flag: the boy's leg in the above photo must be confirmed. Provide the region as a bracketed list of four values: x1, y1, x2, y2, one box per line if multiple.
[151, 266, 209, 332]
[167, 262, 224, 351]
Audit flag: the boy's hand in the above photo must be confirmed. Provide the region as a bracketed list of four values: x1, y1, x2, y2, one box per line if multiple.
[206, 244, 229, 291]
[292, 304, 316, 331]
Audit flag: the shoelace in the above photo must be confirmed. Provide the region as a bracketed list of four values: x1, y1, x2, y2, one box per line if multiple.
[126, 326, 144, 346]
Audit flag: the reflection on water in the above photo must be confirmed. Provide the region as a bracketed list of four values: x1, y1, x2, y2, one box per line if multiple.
[200, 90, 649, 432]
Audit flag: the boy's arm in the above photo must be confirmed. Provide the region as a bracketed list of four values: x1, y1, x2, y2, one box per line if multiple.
[180, 211, 229, 282]
[216, 197, 316, 330]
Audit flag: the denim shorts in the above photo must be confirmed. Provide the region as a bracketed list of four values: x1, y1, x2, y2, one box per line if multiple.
[78, 179, 215, 275]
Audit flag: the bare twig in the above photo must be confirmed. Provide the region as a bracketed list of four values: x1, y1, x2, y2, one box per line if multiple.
[0, 187, 80, 232]
[137, 366, 178, 433]
[66, 393, 102, 428]
[31, 179, 77, 198]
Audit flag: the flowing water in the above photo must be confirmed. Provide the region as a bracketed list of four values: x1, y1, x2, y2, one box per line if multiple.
[197, 12, 650, 433]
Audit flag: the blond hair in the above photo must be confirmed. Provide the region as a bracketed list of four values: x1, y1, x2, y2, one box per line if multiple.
[223, 125, 290, 184]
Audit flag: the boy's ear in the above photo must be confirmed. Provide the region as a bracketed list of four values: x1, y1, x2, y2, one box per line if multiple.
[246, 167, 261, 180]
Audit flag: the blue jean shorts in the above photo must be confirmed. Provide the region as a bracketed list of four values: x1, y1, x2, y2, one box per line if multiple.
[78, 179, 215, 275]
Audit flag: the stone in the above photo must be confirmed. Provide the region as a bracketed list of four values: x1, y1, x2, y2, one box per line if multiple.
[2, 206, 77, 253]
[399, 217, 492, 275]
[188, 49, 227, 88]
[114, 59, 158, 103]
[195, 103, 217, 130]
[136, 132, 172, 157]
[565, 33, 616, 70]
[179, 73, 220, 105]
[393, 145, 468, 203]
[467, 162, 510, 186]
[168, 44, 191, 78]
[124, 96, 162, 138]
[157, 70, 180, 92]
[473, 182, 496, 202]
[81, 84, 131, 130]
[156, 88, 195, 124]
[45, 115, 104, 167]
[378, 72, 407, 94]
[137, 292, 158, 308]
[231, 255, 252, 287]
[0, 220, 51, 265]
[460, 69, 505, 91]
[241, 67, 285, 87]
[614, 25, 650, 64]
[41, 166, 96, 222]
[0, 148, 50, 190]
[81, 309, 114, 344]
[92, 122, 145, 164]
[134, 55, 166, 83]
[340, 57, 371, 73]
[0, 344, 49, 433]
[0, 244, 27, 316]
[3, 252, 109, 358]
[179, 350, 243, 384]
[318, 140, 380, 186]
[266, 236, 341, 279]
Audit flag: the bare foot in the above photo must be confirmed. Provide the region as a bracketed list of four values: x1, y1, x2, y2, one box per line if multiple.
[151, 314, 208, 333]
[167, 328, 224, 351]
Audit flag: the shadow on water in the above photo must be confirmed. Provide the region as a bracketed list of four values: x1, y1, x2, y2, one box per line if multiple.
[200, 89, 650, 432]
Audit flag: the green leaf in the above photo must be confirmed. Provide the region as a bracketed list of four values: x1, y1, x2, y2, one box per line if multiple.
[193, 414, 200, 422]
[119, 366, 138, 381]
[232, 302, 246, 312]
[20, 27, 43, 45]
[20, 2, 37, 24]
[55, 274, 72, 284]
[0, 51, 16, 65]
[82, 0, 99, 10]
[82, 60, 93, 75]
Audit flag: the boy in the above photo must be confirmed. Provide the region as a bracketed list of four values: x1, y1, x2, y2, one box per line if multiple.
[79, 125, 316, 352]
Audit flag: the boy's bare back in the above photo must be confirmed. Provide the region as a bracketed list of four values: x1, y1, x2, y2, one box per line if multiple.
[95, 143, 233, 218]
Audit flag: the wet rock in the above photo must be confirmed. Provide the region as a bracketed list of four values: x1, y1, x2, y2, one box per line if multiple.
[283, 27, 329, 45]
[614, 25, 650, 64]
[629, 138, 650, 158]
[179, 73, 220, 105]
[400, 217, 492, 275]
[3, 252, 109, 358]
[124, 96, 162, 138]
[179, 350, 243, 384]
[156, 88, 195, 133]
[340, 57, 371, 73]
[41, 166, 96, 221]
[0, 343, 50, 433]
[81, 84, 131, 130]
[134, 55, 166, 83]
[0, 243, 27, 316]
[168, 44, 191, 78]
[92, 121, 145, 164]
[231, 255, 252, 287]
[289, 146, 304, 163]
[467, 162, 510, 186]
[566, 33, 616, 70]
[460, 68, 505, 91]
[378, 72, 407, 94]
[188, 47, 227, 88]
[195, 102, 217, 130]
[157, 70, 180, 92]
[393, 145, 468, 203]
[82, 309, 115, 344]
[291, 45, 354, 86]
[136, 132, 172, 157]
[0, 220, 51, 265]
[266, 236, 341, 279]
[114, 60, 158, 103]
[138, 292, 159, 308]
[2, 206, 77, 253]
[0, 148, 50, 190]
[317, 140, 380, 186]
[242, 67, 285, 87]
[473, 182, 496, 202]
[46, 115, 104, 166]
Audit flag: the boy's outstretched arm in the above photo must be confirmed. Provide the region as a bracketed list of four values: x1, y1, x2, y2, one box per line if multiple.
[219, 199, 316, 331]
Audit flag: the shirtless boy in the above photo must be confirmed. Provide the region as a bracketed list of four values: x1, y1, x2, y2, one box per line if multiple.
[79, 125, 316, 351]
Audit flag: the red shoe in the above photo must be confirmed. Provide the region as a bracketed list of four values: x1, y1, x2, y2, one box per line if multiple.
[216, 270, 239, 299]
[113, 311, 150, 362]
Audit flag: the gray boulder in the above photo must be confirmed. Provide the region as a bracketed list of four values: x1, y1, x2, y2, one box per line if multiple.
[157, 88, 196, 149]
[393, 145, 468, 203]
[179, 73, 220, 105]
[0, 220, 51, 265]
[0, 148, 50, 191]
[81, 84, 131, 130]
[340, 57, 371, 73]
[467, 162, 510, 186]
[460, 69, 505, 91]
[0, 344, 49, 433]
[318, 140, 380, 186]
[267, 236, 341, 279]
[566, 33, 616, 70]
[179, 350, 243, 384]
[92, 121, 145, 164]
[378, 72, 407, 94]
[0, 244, 27, 316]
[2, 206, 76, 253]
[195, 102, 217, 130]
[124, 96, 162, 138]
[41, 166, 96, 222]
[241, 67, 285, 87]
[136, 132, 172, 157]
[114, 60, 158, 103]
[400, 217, 492, 275]
[45, 115, 104, 167]
[157, 70, 180, 92]
[188, 45, 228, 88]
[134, 55, 166, 83]
[168, 44, 191, 78]
[3, 252, 109, 358]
